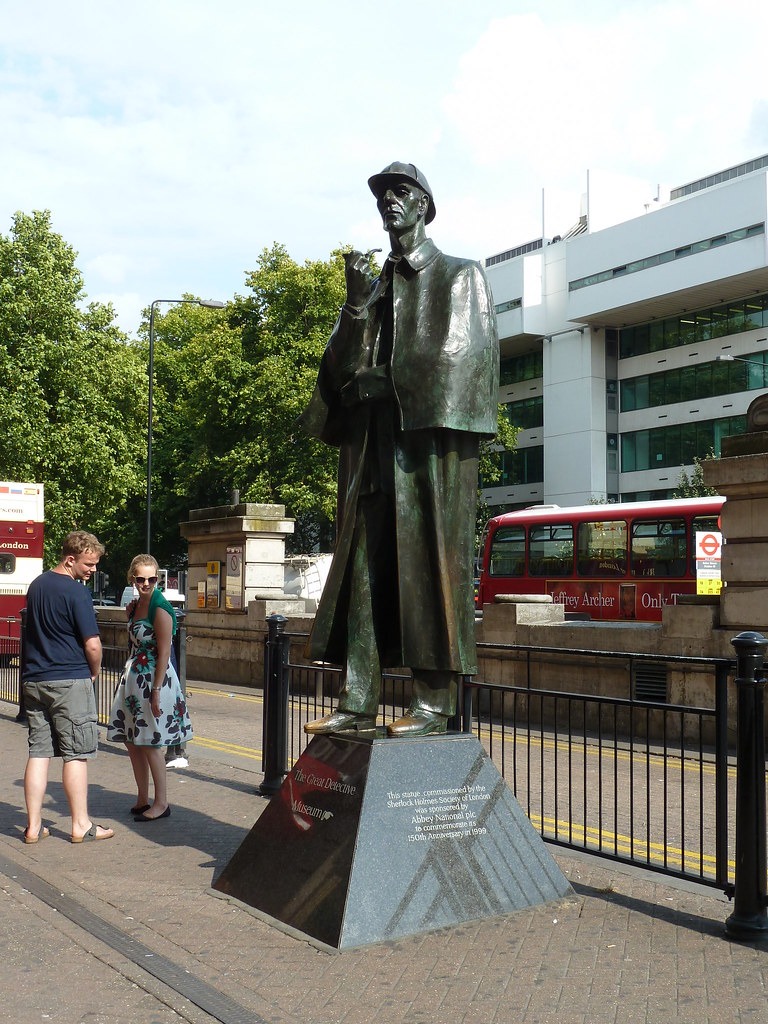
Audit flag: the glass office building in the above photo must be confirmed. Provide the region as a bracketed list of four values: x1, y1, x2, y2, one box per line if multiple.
[483, 156, 768, 511]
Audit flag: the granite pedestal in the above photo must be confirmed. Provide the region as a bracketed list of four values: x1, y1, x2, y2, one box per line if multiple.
[212, 731, 571, 949]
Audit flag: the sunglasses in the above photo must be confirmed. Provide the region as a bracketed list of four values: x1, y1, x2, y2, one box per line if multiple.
[134, 575, 158, 585]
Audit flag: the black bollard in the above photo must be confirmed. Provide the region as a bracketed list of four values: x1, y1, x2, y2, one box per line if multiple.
[725, 630, 768, 939]
[258, 613, 290, 797]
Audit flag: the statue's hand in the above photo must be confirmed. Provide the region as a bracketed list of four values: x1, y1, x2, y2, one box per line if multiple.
[343, 249, 376, 309]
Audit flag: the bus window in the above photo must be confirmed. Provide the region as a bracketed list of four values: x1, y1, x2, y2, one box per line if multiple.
[577, 520, 627, 577]
[0, 554, 15, 574]
[489, 526, 525, 577]
[631, 519, 687, 577]
[690, 515, 719, 574]
[529, 524, 573, 577]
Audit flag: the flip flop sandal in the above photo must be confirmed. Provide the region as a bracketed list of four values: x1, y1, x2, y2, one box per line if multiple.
[71, 824, 114, 844]
[24, 826, 50, 845]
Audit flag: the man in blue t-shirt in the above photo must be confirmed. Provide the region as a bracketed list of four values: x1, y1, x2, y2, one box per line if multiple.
[22, 531, 114, 844]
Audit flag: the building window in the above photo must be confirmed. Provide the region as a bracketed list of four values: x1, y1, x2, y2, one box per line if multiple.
[503, 395, 543, 430]
[500, 351, 543, 386]
[486, 238, 543, 267]
[622, 489, 675, 502]
[494, 297, 522, 315]
[670, 154, 768, 199]
[620, 351, 768, 411]
[620, 416, 746, 472]
[484, 446, 544, 487]
[620, 294, 768, 358]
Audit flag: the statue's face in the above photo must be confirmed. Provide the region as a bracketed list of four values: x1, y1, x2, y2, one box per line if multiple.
[376, 179, 428, 233]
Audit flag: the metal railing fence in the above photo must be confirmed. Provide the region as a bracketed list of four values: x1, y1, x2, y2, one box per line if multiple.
[10, 615, 186, 726]
[261, 614, 741, 891]
[469, 641, 732, 889]
[0, 617, 22, 711]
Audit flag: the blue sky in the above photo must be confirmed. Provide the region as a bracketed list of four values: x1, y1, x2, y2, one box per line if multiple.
[3, 0, 768, 336]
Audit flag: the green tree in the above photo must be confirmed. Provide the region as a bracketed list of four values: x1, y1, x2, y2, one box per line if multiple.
[148, 244, 518, 563]
[674, 449, 719, 498]
[146, 246, 345, 560]
[475, 412, 519, 543]
[0, 210, 147, 571]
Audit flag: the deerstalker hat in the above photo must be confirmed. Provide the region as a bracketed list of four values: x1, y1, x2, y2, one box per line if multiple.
[368, 161, 436, 224]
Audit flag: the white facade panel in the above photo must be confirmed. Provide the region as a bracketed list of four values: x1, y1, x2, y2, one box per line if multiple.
[569, 174, 768, 280]
[543, 329, 608, 503]
[495, 306, 524, 339]
[481, 482, 544, 507]
[487, 256, 525, 298]
[569, 235, 767, 323]
[499, 379, 543, 405]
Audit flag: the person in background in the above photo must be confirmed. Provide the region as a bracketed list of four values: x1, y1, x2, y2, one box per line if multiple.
[106, 554, 193, 821]
[22, 530, 114, 844]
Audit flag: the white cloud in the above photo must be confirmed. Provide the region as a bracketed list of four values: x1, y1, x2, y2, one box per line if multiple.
[83, 253, 134, 287]
[3, 0, 768, 335]
[435, 1, 768, 244]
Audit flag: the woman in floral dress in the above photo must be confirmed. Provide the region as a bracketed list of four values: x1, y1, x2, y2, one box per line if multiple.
[107, 555, 192, 821]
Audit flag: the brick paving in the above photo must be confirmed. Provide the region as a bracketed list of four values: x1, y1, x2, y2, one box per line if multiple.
[1, 682, 767, 1024]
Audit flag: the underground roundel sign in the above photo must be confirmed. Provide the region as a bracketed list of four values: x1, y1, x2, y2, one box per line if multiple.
[695, 532, 722, 560]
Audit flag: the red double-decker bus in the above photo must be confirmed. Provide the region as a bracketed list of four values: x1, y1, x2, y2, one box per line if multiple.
[0, 482, 44, 640]
[476, 496, 724, 622]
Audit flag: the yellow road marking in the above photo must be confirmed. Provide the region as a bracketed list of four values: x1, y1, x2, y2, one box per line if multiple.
[530, 811, 734, 881]
[188, 685, 263, 705]
[193, 736, 263, 760]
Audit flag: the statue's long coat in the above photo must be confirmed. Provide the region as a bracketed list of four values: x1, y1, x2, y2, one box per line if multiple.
[299, 238, 499, 674]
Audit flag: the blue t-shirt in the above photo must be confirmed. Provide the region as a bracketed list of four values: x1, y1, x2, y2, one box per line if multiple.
[23, 570, 100, 682]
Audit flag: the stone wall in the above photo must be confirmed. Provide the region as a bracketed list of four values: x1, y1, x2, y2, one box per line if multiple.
[182, 599, 315, 687]
[476, 597, 740, 743]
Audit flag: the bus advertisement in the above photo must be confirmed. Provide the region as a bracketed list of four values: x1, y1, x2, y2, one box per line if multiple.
[0, 481, 44, 639]
[476, 496, 724, 622]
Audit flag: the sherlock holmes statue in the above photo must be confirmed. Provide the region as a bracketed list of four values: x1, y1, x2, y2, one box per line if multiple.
[300, 162, 499, 737]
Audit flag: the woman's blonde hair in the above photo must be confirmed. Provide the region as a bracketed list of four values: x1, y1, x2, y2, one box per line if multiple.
[126, 553, 159, 584]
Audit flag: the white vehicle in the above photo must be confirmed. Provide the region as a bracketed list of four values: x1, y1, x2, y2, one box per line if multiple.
[119, 585, 185, 611]
[119, 585, 138, 608]
[283, 554, 332, 612]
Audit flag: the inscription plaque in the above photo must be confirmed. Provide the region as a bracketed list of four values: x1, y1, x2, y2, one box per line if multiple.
[212, 732, 571, 949]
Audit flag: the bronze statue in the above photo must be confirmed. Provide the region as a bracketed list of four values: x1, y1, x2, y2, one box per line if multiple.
[300, 162, 499, 737]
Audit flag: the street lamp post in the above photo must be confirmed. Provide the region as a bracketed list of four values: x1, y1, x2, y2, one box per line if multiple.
[715, 353, 768, 382]
[146, 298, 226, 553]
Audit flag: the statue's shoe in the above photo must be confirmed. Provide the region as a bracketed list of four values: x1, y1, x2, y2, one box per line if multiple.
[386, 711, 448, 737]
[304, 710, 376, 734]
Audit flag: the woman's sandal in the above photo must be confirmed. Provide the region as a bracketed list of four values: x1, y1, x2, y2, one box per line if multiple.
[24, 826, 50, 845]
[71, 823, 115, 844]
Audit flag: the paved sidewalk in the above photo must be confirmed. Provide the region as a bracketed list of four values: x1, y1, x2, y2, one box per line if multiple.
[1, 683, 766, 1024]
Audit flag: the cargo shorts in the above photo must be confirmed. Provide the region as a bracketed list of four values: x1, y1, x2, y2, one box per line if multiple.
[24, 678, 99, 761]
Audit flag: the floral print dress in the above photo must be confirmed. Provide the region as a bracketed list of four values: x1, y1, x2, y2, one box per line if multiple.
[107, 615, 193, 747]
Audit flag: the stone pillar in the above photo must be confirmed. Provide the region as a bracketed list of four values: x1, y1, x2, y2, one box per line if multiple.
[180, 502, 295, 610]
[179, 503, 312, 685]
[703, 430, 768, 630]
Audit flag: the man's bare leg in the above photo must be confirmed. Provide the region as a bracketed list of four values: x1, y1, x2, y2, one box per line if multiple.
[63, 758, 112, 840]
[24, 756, 50, 838]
